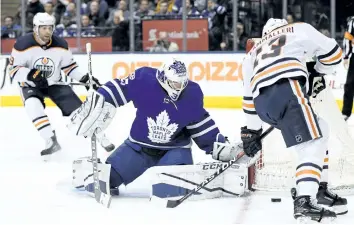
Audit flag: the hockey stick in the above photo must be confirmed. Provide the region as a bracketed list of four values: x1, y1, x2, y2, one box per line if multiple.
[48, 81, 89, 86]
[166, 126, 275, 208]
[0, 57, 10, 90]
[86, 43, 112, 208]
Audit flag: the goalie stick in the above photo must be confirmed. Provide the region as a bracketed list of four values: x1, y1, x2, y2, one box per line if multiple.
[48, 81, 90, 86]
[166, 126, 275, 208]
[86, 43, 112, 208]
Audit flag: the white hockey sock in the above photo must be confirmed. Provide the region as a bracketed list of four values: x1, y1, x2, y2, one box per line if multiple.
[25, 97, 54, 139]
[321, 149, 329, 183]
[294, 117, 329, 198]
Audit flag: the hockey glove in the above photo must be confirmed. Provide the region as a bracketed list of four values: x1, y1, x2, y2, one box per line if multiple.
[80, 74, 102, 91]
[307, 62, 326, 98]
[27, 69, 48, 88]
[311, 77, 326, 98]
[240, 126, 262, 157]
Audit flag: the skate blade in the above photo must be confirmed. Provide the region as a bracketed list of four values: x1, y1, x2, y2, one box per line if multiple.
[42, 148, 62, 162]
[296, 216, 336, 224]
[319, 204, 348, 215]
[333, 205, 348, 215]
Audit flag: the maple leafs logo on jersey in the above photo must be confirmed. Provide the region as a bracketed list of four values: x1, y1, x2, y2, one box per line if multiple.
[147, 110, 178, 143]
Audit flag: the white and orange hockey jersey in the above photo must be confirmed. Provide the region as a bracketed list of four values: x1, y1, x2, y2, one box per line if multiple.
[9, 33, 85, 87]
[242, 22, 343, 130]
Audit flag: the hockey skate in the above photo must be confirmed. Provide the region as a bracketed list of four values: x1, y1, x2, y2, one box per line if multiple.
[317, 182, 348, 215]
[293, 195, 336, 223]
[40, 133, 61, 160]
[96, 132, 115, 152]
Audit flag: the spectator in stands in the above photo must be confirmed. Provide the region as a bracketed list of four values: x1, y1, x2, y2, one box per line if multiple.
[292, 4, 303, 22]
[195, 0, 207, 14]
[286, 14, 294, 24]
[150, 31, 179, 52]
[108, 10, 130, 51]
[118, 0, 130, 20]
[177, 0, 200, 16]
[43, 1, 61, 25]
[105, 10, 124, 36]
[53, 0, 68, 24]
[61, 2, 77, 25]
[44, 2, 55, 17]
[220, 21, 247, 51]
[155, 0, 173, 15]
[27, 0, 45, 17]
[203, 0, 227, 50]
[135, 0, 155, 19]
[107, 0, 130, 23]
[26, 13, 35, 31]
[85, 0, 109, 21]
[80, 14, 98, 37]
[87, 0, 107, 33]
[13, 4, 22, 26]
[155, 0, 175, 14]
[1, 16, 21, 39]
[55, 12, 77, 37]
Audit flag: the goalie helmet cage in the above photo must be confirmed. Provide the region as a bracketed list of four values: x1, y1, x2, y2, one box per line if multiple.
[246, 38, 354, 194]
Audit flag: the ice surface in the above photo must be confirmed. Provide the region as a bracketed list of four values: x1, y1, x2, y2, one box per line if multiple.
[1, 105, 353, 224]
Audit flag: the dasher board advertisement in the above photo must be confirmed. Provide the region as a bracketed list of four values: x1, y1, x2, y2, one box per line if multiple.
[142, 19, 209, 51]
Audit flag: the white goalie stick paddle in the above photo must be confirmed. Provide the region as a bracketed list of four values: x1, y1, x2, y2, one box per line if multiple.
[86, 43, 112, 208]
[91, 131, 112, 208]
[166, 126, 275, 208]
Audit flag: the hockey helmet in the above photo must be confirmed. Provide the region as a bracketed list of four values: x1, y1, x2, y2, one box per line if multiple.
[33, 12, 55, 39]
[262, 18, 288, 37]
[157, 58, 188, 101]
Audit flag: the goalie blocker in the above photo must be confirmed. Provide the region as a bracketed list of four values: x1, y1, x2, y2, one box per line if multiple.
[72, 157, 248, 200]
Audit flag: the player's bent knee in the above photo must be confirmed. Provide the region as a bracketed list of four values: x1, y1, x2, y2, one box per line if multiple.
[25, 96, 45, 108]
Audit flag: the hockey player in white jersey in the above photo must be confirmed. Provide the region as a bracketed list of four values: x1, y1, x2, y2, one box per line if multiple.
[214, 19, 348, 222]
[9, 13, 115, 158]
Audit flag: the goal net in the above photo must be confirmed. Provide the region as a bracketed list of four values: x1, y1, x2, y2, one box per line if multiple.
[246, 39, 354, 194]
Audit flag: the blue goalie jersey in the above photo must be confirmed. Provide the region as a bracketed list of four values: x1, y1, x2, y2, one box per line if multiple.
[97, 67, 220, 153]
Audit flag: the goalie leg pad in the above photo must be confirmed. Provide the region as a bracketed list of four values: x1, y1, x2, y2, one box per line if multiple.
[150, 163, 247, 200]
[67, 90, 116, 137]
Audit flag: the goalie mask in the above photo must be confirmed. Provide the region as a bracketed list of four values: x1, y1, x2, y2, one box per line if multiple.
[157, 58, 188, 101]
[262, 18, 288, 37]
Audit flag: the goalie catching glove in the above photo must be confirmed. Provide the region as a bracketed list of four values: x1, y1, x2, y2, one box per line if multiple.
[67, 90, 116, 137]
[212, 133, 260, 167]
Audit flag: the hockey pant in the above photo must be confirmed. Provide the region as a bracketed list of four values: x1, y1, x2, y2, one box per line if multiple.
[254, 78, 330, 198]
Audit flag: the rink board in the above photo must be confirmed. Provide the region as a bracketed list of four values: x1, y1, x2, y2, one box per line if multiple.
[0, 53, 349, 110]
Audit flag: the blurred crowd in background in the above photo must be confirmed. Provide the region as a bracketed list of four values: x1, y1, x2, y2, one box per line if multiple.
[1, 0, 354, 52]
